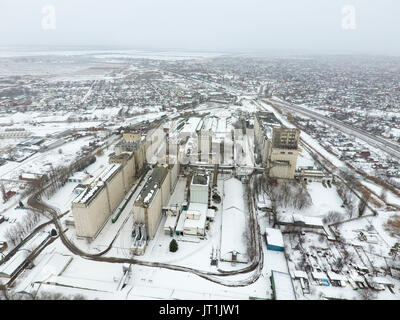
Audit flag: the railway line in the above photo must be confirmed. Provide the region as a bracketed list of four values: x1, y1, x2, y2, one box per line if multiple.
[27, 186, 265, 288]
[263, 98, 400, 161]
[6, 233, 59, 288]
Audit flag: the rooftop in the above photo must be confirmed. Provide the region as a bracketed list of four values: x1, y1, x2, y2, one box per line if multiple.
[135, 166, 168, 206]
[191, 174, 209, 186]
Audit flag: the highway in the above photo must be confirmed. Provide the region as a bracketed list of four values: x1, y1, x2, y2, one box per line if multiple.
[263, 97, 400, 161]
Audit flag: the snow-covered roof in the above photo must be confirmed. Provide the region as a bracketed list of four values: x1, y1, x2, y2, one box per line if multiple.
[206, 208, 215, 218]
[372, 276, 393, 286]
[271, 270, 296, 300]
[0, 250, 26, 278]
[180, 117, 201, 134]
[188, 202, 208, 213]
[184, 202, 207, 230]
[311, 271, 328, 280]
[0, 232, 49, 278]
[292, 214, 323, 227]
[223, 177, 245, 211]
[136, 166, 168, 205]
[265, 227, 284, 248]
[220, 177, 247, 258]
[175, 212, 186, 233]
[349, 272, 365, 283]
[327, 271, 347, 282]
[69, 171, 89, 180]
[292, 270, 308, 279]
[164, 215, 178, 230]
[221, 207, 246, 257]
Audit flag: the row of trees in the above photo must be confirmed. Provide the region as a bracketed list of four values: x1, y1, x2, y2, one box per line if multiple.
[271, 181, 312, 211]
[0, 288, 86, 300]
[243, 182, 256, 261]
[42, 154, 96, 199]
[336, 179, 370, 219]
[252, 174, 312, 211]
[4, 210, 41, 247]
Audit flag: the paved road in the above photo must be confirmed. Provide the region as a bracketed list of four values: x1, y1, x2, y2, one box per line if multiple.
[263, 98, 400, 161]
[27, 187, 264, 288]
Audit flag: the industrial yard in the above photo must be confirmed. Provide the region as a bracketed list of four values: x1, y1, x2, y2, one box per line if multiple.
[0, 48, 400, 302]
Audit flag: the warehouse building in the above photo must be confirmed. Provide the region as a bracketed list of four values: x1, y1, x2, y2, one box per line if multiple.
[265, 227, 284, 252]
[220, 177, 247, 262]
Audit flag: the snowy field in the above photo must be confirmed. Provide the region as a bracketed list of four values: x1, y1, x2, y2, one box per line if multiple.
[277, 181, 345, 219]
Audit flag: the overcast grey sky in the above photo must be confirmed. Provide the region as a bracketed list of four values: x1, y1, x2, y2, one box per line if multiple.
[0, 0, 399, 55]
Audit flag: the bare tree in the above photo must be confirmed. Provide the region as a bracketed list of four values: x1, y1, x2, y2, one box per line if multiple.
[0, 183, 7, 203]
[389, 242, 400, 261]
[380, 189, 387, 202]
[323, 211, 343, 224]
[358, 288, 377, 300]
[0, 282, 9, 300]
[342, 170, 358, 189]
[358, 195, 369, 217]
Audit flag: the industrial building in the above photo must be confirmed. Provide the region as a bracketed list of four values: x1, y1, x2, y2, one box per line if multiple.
[163, 206, 181, 235]
[68, 171, 90, 184]
[133, 163, 179, 240]
[72, 163, 125, 239]
[133, 166, 170, 240]
[195, 116, 233, 164]
[168, 173, 211, 238]
[72, 146, 139, 239]
[182, 202, 207, 236]
[254, 112, 300, 179]
[109, 152, 136, 193]
[114, 131, 146, 174]
[189, 174, 209, 204]
[295, 168, 333, 183]
[268, 127, 300, 179]
[254, 111, 281, 166]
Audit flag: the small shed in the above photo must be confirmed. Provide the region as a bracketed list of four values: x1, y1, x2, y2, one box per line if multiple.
[327, 271, 347, 287]
[164, 215, 178, 235]
[372, 276, 394, 291]
[311, 271, 330, 286]
[265, 227, 284, 251]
